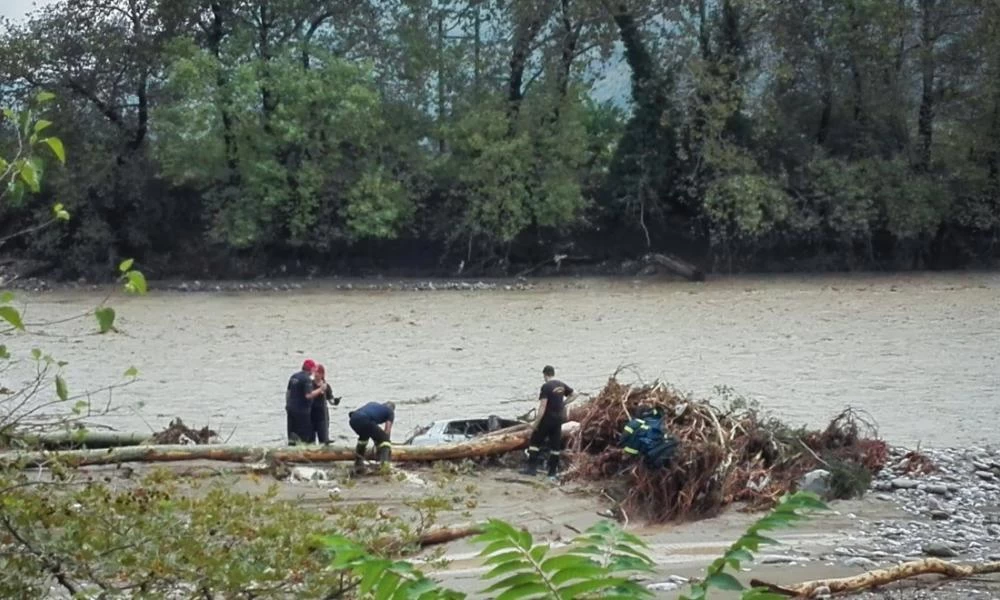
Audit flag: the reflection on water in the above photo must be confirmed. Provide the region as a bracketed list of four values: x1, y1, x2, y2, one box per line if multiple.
[8, 272, 999, 447]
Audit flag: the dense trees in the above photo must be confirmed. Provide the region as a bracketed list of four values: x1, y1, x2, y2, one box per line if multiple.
[1, 0, 997, 278]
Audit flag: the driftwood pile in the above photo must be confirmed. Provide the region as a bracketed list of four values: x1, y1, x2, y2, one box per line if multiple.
[148, 419, 219, 445]
[565, 377, 889, 523]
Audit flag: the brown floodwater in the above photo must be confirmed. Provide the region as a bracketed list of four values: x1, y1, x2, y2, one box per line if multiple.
[6, 272, 999, 448]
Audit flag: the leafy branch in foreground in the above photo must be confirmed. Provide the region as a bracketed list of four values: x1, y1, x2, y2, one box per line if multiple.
[323, 517, 655, 599]
[680, 491, 829, 600]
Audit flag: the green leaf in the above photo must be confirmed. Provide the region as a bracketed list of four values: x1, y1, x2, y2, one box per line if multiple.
[484, 558, 531, 580]
[31, 348, 41, 360]
[483, 573, 544, 593]
[41, 137, 65, 164]
[52, 203, 70, 221]
[727, 549, 754, 563]
[556, 578, 623, 598]
[36, 91, 55, 103]
[540, 553, 590, 573]
[124, 366, 139, 378]
[0, 306, 24, 330]
[33, 119, 52, 134]
[0, 291, 13, 303]
[55, 375, 68, 401]
[706, 573, 744, 591]
[119, 258, 134, 273]
[95, 307, 116, 333]
[550, 565, 607, 585]
[125, 270, 147, 295]
[72, 400, 87, 415]
[0, 345, 9, 360]
[18, 159, 40, 193]
[494, 582, 550, 600]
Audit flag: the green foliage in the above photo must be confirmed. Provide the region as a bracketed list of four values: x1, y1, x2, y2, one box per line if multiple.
[680, 491, 829, 600]
[0, 471, 350, 598]
[324, 518, 655, 600]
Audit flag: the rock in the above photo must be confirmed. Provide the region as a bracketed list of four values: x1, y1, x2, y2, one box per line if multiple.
[975, 470, 995, 481]
[925, 497, 943, 511]
[973, 461, 992, 471]
[646, 582, 680, 592]
[760, 555, 805, 564]
[844, 557, 877, 569]
[798, 470, 832, 499]
[922, 543, 959, 558]
[290, 467, 327, 482]
[930, 510, 951, 520]
[810, 585, 831, 599]
[875, 494, 894, 502]
[892, 478, 919, 490]
[873, 480, 893, 491]
[925, 483, 949, 495]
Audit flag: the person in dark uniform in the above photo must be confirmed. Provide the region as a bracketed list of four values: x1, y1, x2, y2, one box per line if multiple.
[286, 359, 326, 445]
[348, 401, 395, 473]
[310, 364, 340, 444]
[521, 365, 574, 478]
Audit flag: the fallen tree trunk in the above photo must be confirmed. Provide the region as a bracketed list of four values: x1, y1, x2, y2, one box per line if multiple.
[642, 253, 705, 282]
[417, 522, 486, 547]
[0, 428, 537, 469]
[752, 558, 1000, 597]
[13, 432, 152, 450]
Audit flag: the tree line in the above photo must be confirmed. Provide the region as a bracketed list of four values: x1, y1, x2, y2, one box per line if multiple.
[1, 0, 997, 279]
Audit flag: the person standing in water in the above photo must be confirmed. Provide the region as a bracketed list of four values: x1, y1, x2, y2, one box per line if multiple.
[348, 401, 395, 473]
[521, 365, 574, 479]
[310, 364, 340, 444]
[286, 359, 326, 445]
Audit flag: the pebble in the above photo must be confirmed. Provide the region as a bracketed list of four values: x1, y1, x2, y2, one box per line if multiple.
[930, 510, 951, 520]
[923, 543, 959, 558]
[892, 478, 919, 489]
[975, 471, 995, 481]
[844, 557, 877, 569]
[925, 483, 949, 495]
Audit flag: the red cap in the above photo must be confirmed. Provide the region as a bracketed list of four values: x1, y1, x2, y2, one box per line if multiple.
[302, 359, 317, 372]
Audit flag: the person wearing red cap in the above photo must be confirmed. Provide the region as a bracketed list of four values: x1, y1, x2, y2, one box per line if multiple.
[285, 359, 325, 445]
[310, 364, 341, 444]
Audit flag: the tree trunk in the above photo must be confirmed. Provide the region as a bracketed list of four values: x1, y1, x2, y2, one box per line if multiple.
[752, 558, 1000, 597]
[643, 253, 705, 281]
[1, 428, 539, 469]
[917, 0, 937, 171]
[209, 2, 240, 183]
[507, 10, 544, 124]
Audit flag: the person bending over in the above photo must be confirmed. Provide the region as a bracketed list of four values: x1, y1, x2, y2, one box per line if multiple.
[348, 401, 395, 473]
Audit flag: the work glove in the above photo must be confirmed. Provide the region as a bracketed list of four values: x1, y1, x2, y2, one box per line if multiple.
[331, 396, 342, 406]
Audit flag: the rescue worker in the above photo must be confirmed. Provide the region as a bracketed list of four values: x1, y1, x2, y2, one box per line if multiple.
[286, 359, 326, 445]
[348, 401, 395, 473]
[520, 365, 574, 479]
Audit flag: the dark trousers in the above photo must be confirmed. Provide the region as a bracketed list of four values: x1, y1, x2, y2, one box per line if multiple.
[525, 418, 562, 476]
[286, 409, 313, 445]
[310, 400, 330, 444]
[349, 412, 389, 460]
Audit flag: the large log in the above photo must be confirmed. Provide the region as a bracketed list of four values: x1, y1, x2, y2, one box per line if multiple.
[417, 522, 486, 547]
[0, 428, 537, 469]
[17, 432, 152, 450]
[642, 253, 705, 282]
[752, 558, 1000, 597]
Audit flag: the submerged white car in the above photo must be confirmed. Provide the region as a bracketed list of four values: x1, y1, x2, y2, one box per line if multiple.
[401, 415, 522, 447]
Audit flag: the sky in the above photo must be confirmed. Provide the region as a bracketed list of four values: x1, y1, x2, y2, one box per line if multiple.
[0, 0, 47, 22]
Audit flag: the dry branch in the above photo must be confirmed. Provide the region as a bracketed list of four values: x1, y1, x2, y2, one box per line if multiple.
[751, 558, 1000, 597]
[416, 522, 486, 547]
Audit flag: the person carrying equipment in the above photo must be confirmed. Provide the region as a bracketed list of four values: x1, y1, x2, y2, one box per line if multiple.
[348, 401, 395, 473]
[620, 406, 679, 470]
[520, 365, 574, 479]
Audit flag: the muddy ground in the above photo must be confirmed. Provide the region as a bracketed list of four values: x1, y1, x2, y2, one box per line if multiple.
[75, 459, 1000, 599]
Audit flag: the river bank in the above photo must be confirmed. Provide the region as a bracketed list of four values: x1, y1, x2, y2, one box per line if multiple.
[53, 441, 998, 599]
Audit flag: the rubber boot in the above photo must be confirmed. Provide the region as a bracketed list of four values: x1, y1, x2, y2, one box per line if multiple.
[377, 443, 392, 465]
[546, 452, 560, 479]
[353, 441, 368, 474]
[519, 447, 540, 476]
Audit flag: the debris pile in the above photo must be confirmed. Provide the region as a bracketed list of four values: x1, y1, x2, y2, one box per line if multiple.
[149, 419, 219, 445]
[566, 377, 889, 523]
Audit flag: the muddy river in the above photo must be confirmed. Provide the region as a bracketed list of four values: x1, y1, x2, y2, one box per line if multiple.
[5, 272, 999, 447]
